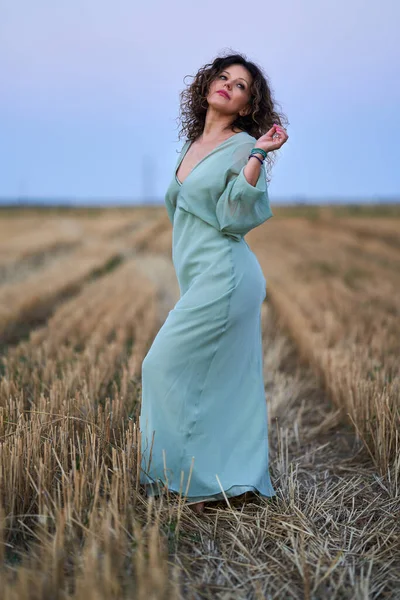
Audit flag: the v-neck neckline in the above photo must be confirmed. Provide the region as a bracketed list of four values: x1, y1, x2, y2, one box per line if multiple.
[175, 131, 247, 186]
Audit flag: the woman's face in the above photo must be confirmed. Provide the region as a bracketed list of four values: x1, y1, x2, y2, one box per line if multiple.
[206, 64, 253, 117]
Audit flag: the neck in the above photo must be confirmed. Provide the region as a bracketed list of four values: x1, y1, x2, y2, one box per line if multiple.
[201, 108, 239, 141]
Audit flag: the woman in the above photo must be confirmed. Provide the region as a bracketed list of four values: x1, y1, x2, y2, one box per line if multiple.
[139, 52, 289, 514]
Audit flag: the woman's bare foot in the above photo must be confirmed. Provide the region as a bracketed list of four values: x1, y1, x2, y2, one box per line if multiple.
[187, 501, 205, 514]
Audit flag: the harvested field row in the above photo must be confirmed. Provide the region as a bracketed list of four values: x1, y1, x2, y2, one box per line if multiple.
[0, 209, 161, 286]
[285, 217, 400, 272]
[0, 241, 124, 347]
[0, 259, 158, 534]
[248, 216, 400, 474]
[1, 259, 158, 404]
[0, 206, 399, 598]
[122, 213, 172, 253]
[0, 214, 169, 347]
[329, 216, 400, 249]
[0, 264, 398, 598]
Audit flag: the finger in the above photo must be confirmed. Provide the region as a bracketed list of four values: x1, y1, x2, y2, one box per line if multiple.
[266, 124, 278, 135]
[272, 129, 284, 139]
[274, 129, 288, 141]
[275, 126, 287, 136]
[273, 133, 288, 147]
[277, 136, 288, 147]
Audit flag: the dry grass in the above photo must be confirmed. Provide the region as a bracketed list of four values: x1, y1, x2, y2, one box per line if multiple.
[0, 207, 160, 287]
[248, 214, 400, 477]
[0, 210, 166, 347]
[0, 206, 399, 599]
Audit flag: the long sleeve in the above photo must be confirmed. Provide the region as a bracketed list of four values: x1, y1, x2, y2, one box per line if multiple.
[215, 141, 273, 237]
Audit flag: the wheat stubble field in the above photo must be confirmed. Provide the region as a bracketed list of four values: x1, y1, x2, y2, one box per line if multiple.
[0, 205, 399, 599]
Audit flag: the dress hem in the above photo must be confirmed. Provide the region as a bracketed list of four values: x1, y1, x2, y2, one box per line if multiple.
[143, 481, 276, 504]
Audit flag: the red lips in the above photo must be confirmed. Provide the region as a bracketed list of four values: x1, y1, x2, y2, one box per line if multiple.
[217, 90, 230, 99]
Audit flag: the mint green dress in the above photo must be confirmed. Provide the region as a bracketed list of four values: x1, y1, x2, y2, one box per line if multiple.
[139, 131, 275, 502]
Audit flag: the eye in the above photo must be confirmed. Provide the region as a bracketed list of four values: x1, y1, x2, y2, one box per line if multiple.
[219, 75, 245, 90]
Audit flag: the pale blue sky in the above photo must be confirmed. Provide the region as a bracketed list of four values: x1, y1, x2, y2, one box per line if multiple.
[1, 0, 399, 204]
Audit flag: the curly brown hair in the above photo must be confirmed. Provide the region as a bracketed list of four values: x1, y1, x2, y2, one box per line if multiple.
[176, 50, 289, 182]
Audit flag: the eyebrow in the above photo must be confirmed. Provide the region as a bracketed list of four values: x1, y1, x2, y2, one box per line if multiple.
[221, 70, 250, 86]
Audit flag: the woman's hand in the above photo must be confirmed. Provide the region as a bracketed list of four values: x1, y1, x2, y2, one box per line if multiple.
[254, 124, 289, 153]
